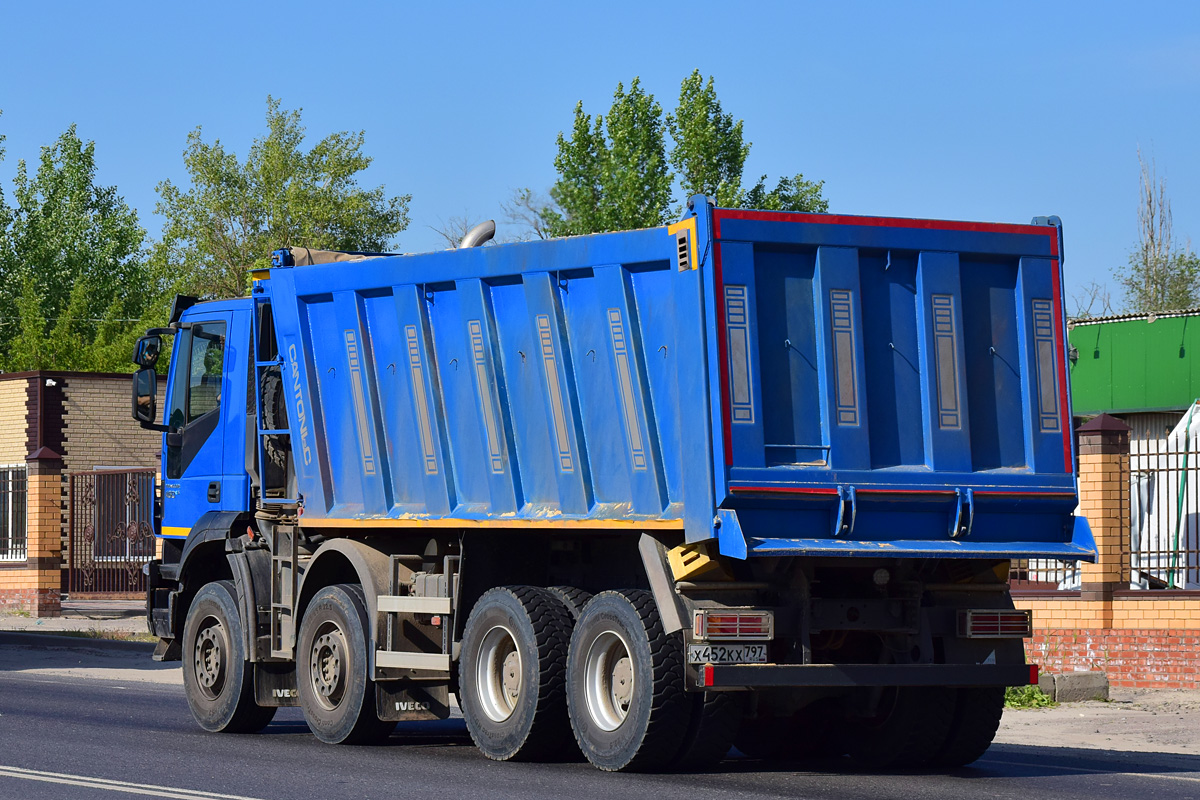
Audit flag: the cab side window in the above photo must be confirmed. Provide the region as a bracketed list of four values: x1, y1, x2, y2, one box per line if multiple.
[187, 323, 226, 422]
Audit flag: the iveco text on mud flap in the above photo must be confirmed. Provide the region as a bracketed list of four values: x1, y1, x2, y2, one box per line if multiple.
[132, 197, 1094, 773]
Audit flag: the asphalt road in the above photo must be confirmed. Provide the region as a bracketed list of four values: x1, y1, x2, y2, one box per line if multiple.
[1, 643, 1198, 800]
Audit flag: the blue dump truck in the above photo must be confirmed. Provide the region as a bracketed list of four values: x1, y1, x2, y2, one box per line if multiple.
[131, 197, 1094, 772]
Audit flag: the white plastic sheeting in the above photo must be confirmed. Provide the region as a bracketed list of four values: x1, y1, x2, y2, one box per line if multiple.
[1130, 401, 1200, 590]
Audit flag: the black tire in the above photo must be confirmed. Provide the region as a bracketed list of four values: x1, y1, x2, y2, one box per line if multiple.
[297, 583, 395, 745]
[548, 586, 593, 621]
[735, 698, 842, 761]
[567, 589, 692, 772]
[260, 366, 289, 470]
[672, 691, 744, 771]
[459, 586, 574, 761]
[843, 686, 957, 769]
[182, 580, 276, 733]
[930, 687, 1005, 767]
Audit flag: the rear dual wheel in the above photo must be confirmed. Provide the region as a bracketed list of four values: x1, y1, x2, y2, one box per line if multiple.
[459, 587, 575, 761]
[567, 590, 728, 772]
[842, 684, 1005, 768]
[297, 584, 395, 745]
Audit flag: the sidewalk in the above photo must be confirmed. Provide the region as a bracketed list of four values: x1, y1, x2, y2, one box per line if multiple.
[0, 598, 148, 636]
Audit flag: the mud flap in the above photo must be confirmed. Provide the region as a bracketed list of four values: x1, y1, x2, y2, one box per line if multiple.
[376, 679, 451, 721]
[255, 661, 299, 706]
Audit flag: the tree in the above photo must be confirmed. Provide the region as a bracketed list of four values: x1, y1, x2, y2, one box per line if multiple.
[1116, 149, 1200, 313]
[743, 172, 829, 213]
[500, 188, 554, 242]
[543, 73, 826, 236]
[0, 124, 148, 371]
[1070, 281, 1115, 320]
[155, 96, 411, 299]
[666, 70, 749, 208]
[0, 111, 9, 239]
[546, 79, 673, 236]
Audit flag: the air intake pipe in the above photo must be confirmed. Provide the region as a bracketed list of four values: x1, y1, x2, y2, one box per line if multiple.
[459, 220, 496, 248]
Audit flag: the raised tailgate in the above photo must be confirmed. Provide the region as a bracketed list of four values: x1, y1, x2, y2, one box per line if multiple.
[708, 210, 1091, 559]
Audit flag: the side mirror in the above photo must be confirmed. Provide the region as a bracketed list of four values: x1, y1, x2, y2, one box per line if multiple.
[132, 368, 166, 431]
[133, 335, 163, 368]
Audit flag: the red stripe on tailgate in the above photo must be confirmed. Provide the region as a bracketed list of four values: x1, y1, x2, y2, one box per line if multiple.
[713, 241, 732, 466]
[714, 209, 1058, 239]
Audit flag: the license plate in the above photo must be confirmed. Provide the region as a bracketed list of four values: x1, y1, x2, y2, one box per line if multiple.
[687, 643, 768, 664]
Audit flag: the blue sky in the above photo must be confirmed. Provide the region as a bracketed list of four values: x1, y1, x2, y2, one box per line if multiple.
[1, 1, 1197, 310]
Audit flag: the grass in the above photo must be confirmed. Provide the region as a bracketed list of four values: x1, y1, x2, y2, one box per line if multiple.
[0, 609, 32, 618]
[1004, 685, 1058, 709]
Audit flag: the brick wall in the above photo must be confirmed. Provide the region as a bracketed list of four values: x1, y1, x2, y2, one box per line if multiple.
[1027, 629, 1200, 689]
[61, 377, 164, 472]
[0, 371, 164, 615]
[0, 380, 28, 464]
[1013, 416, 1200, 689]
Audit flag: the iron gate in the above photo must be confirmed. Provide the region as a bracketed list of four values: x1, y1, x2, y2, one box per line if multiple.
[67, 469, 157, 597]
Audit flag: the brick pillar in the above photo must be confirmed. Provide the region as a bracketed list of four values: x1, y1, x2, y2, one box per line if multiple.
[1074, 414, 1131, 628]
[24, 446, 63, 617]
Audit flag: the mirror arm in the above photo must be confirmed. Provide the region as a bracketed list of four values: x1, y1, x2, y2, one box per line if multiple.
[139, 421, 171, 433]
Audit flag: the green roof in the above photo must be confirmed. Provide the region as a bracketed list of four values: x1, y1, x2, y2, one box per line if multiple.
[1069, 310, 1200, 415]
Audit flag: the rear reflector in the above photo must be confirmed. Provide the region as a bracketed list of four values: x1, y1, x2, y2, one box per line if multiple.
[1028, 664, 1039, 685]
[693, 609, 774, 641]
[957, 609, 1034, 639]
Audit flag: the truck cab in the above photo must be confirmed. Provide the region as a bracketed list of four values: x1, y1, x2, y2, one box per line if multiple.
[137, 299, 255, 542]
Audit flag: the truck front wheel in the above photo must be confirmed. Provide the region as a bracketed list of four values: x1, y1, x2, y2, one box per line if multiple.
[297, 584, 395, 745]
[459, 587, 574, 761]
[566, 590, 691, 771]
[182, 580, 276, 733]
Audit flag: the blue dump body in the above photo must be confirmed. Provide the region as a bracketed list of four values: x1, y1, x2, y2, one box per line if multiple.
[253, 200, 1094, 563]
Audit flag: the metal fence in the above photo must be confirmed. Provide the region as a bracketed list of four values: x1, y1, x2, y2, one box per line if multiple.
[1009, 434, 1200, 593]
[1130, 440, 1200, 590]
[0, 465, 27, 562]
[66, 469, 157, 597]
[1008, 557, 1083, 592]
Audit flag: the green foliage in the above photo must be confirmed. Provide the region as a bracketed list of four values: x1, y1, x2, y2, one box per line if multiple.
[666, 70, 749, 208]
[155, 96, 411, 299]
[1118, 249, 1200, 314]
[546, 79, 673, 236]
[0, 124, 149, 371]
[743, 172, 829, 213]
[1004, 685, 1057, 709]
[1116, 150, 1199, 313]
[543, 73, 827, 237]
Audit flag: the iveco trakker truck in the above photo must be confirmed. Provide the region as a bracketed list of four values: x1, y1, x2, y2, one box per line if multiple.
[132, 197, 1094, 771]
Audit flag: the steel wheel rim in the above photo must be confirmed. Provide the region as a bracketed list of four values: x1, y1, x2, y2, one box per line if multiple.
[476, 625, 522, 722]
[583, 630, 634, 732]
[309, 621, 348, 711]
[193, 615, 226, 700]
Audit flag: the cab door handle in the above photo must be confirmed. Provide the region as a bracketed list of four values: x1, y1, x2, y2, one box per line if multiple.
[207, 482, 221, 503]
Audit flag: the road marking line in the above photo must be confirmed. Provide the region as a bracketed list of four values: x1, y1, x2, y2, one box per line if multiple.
[985, 759, 1200, 784]
[0, 765, 266, 800]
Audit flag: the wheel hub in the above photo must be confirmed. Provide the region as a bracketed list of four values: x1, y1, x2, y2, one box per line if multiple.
[583, 630, 635, 732]
[193, 619, 226, 699]
[477, 625, 522, 723]
[309, 626, 348, 710]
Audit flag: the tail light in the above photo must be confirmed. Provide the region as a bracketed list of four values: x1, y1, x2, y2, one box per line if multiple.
[957, 609, 1033, 639]
[693, 609, 774, 641]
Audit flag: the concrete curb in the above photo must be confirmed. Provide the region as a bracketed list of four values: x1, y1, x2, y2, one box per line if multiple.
[0, 630, 156, 654]
[1038, 670, 1110, 702]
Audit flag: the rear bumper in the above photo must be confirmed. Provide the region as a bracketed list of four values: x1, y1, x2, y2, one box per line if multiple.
[696, 662, 1037, 689]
